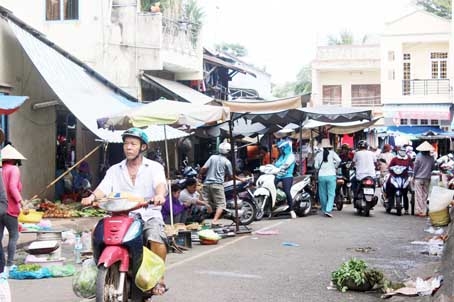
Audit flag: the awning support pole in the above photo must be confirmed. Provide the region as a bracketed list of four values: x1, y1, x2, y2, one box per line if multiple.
[163, 125, 174, 227]
[228, 118, 239, 233]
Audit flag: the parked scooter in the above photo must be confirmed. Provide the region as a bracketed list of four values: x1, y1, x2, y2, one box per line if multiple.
[354, 176, 378, 216]
[338, 161, 354, 204]
[222, 177, 256, 225]
[92, 195, 164, 302]
[175, 159, 199, 187]
[195, 178, 256, 226]
[382, 165, 413, 216]
[254, 164, 312, 220]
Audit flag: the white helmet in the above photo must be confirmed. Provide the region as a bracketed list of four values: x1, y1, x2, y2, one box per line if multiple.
[218, 141, 231, 155]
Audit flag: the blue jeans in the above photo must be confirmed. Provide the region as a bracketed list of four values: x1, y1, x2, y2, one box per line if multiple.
[276, 177, 294, 209]
[0, 214, 19, 271]
[318, 175, 336, 213]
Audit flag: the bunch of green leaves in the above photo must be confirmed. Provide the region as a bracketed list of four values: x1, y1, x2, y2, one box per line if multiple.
[331, 258, 368, 292]
[17, 263, 42, 272]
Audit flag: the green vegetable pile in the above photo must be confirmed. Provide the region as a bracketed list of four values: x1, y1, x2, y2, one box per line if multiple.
[17, 264, 42, 272]
[331, 258, 386, 293]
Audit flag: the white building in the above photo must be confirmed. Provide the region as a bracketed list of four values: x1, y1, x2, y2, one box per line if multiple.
[381, 9, 451, 129]
[311, 7, 453, 131]
[0, 0, 205, 199]
[311, 44, 382, 119]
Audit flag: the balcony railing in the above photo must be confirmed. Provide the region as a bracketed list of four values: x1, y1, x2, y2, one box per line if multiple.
[402, 79, 450, 96]
[351, 96, 381, 107]
[322, 97, 381, 107]
[162, 17, 200, 56]
[322, 98, 342, 106]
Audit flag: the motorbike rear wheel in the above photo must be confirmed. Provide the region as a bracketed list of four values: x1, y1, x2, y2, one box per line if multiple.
[96, 263, 129, 302]
[335, 194, 343, 211]
[396, 196, 402, 216]
[363, 205, 370, 217]
[293, 192, 312, 217]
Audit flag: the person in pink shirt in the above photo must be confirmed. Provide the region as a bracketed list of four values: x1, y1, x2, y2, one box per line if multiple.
[0, 144, 27, 273]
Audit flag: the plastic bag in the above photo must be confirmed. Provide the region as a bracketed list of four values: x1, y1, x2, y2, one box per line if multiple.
[135, 247, 165, 292]
[8, 266, 52, 279]
[72, 259, 97, 299]
[429, 186, 453, 212]
[48, 264, 76, 277]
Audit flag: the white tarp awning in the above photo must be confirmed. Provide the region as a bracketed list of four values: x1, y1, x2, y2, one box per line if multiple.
[303, 117, 382, 134]
[9, 21, 188, 143]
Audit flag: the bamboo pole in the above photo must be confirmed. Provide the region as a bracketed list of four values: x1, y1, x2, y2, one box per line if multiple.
[30, 143, 104, 200]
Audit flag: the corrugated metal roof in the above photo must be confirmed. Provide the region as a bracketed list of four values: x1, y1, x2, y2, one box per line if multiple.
[8, 20, 188, 142]
[142, 74, 214, 105]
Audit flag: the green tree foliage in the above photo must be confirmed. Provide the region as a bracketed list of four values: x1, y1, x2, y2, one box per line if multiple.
[294, 65, 312, 95]
[416, 0, 451, 19]
[327, 30, 371, 45]
[328, 30, 354, 45]
[272, 65, 311, 98]
[215, 42, 248, 57]
[185, 0, 205, 26]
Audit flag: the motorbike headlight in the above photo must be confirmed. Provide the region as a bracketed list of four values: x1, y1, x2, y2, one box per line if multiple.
[123, 220, 142, 243]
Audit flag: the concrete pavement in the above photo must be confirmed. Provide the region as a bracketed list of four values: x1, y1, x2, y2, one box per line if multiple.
[6, 212, 454, 302]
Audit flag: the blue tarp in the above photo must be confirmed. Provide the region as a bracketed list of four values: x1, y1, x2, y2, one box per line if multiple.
[0, 94, 28, 114]
[384, 126, 444, 136]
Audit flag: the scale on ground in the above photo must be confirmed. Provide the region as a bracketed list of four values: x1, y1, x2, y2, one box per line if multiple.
[24, 240, 64, 266]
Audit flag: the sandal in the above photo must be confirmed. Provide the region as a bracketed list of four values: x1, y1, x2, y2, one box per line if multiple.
[150, 282, 168, 296]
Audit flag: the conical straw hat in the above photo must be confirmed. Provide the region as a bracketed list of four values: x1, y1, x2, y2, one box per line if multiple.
[416, 141, 434, 152]
[1, 145, 26, 160]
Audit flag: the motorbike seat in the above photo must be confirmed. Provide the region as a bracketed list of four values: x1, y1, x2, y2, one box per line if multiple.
[293, 175, 306, 184]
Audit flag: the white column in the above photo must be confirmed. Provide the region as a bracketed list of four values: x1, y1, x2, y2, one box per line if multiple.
[311, 68, 320, 107]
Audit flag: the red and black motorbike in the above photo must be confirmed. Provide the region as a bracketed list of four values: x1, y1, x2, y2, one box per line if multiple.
[92, 195, 164, 302]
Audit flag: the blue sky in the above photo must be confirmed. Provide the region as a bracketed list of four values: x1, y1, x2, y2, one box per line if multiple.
[198, 0, 414, 84]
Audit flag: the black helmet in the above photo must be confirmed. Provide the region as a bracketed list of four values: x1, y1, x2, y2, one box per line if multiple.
[357, 140, 368, 149]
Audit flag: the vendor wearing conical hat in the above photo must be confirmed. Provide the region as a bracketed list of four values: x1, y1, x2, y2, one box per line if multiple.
[0, 143, 27, 273]
[413, 141, 435, 217]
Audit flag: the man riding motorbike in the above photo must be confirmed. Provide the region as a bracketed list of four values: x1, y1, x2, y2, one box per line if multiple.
[81, 127, 168, 297]
[385, 147, 414, 214]
[352, 140, 377, 199]
[274, 139, 296, 219]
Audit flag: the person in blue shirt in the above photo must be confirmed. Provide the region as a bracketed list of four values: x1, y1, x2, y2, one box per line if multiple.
[274, 140, 296, 219]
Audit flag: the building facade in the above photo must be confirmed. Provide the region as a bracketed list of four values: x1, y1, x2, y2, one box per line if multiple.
[381, 9, 451, 129]
[311, 7, 453, 130]
[311, 44, 382, 118]
[0, 0, 204, 199]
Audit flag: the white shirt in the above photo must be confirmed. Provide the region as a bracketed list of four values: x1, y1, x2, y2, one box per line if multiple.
[97, 157, 167, 221]
[314, 150, 341, 177]
[353, 150, 377, 180]
[179, 189, 200, 207]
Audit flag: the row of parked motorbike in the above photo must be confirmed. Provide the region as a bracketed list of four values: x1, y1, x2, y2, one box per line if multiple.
[177, 157, 417, 226]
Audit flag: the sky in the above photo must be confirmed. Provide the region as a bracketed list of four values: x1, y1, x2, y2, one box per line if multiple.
[198, 0, 415, 85]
